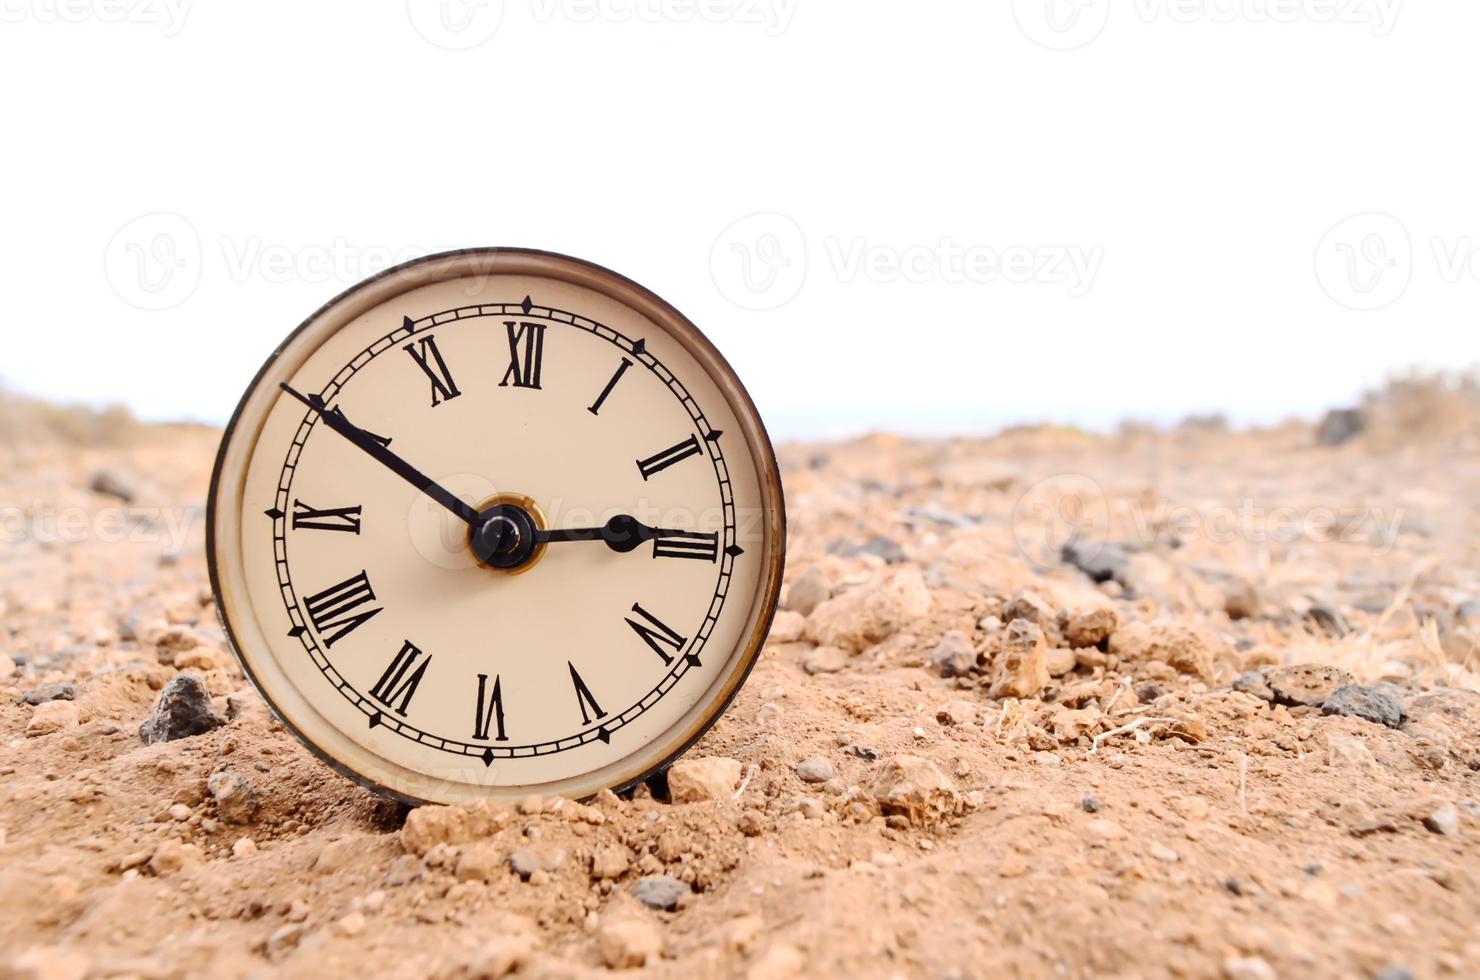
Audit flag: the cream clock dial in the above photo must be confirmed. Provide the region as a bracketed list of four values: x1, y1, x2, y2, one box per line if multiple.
[208, 249, 785, 805]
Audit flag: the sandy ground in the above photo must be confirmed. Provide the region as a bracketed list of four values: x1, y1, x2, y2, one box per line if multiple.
[0, 405, 1477, 979]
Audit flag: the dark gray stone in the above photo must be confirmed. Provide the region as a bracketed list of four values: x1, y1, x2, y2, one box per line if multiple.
[19, 683, 75, 705]
[138, 672, 224, 744]
[929, 630, 977, 678]
[1061, 540, 1131, 588]
[88, 468, 137, 503]
[1373, 968, 1414, 980]
[1316, 408, 1366, 446]
[1321, 684, 1405, 729]
[1232, 671, 1274, 703]
[632, 874, 689, 911]
[1081, 795, 1100, 813]
[837, 535, 907, 564]
[1306, 603, 1352, 638]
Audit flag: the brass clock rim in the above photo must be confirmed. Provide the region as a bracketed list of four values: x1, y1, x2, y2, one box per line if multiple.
[206, 247, 786, 806]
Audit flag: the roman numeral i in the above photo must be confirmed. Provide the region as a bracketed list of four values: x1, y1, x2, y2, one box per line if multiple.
[499, 321, 545, 389]
[302, 571, 382, 648]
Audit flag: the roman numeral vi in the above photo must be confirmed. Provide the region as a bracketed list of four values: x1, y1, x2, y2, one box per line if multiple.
[473, 673, 508, 741]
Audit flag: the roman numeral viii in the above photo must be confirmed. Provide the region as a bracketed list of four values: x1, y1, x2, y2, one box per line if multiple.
[291, 499, 362, 534]
[403, 331, 461, 406]
[636, 435, 702, 480]
[499, 321, 545, 389]
[473, 673, 508, 741]
[626, 604, 687, 665]
[370, 640, 431, 715]
[303, 571, 383, 648]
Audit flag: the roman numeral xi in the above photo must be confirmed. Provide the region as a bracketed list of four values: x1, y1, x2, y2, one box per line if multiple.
[403, 329, 461, 407]
[302, 571, 383, 648]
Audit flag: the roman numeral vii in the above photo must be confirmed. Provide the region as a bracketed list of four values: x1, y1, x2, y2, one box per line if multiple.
[499, 321, 545, 389]
[369, 640, 431, 716]
[302, 571, 383, 648]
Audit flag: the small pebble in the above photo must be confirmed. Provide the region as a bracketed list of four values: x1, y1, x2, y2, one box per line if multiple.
[794, 757, 833, 783]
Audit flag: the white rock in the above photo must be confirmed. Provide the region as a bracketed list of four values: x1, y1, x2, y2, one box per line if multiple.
[668, 756, 743, 803]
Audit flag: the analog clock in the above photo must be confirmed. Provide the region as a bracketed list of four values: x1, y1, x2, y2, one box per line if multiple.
[207, 249, 785, 805]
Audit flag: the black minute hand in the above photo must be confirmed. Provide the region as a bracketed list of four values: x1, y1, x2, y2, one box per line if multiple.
[278, 383, 482, 527]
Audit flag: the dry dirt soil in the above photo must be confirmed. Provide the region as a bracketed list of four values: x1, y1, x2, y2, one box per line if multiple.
[0, 410, 1476, 979]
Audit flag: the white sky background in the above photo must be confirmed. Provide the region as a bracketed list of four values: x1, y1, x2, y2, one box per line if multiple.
[0, 0, 1475, 441]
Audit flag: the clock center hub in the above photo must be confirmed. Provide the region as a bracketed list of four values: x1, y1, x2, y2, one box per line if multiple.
[469, 493, 549, 573]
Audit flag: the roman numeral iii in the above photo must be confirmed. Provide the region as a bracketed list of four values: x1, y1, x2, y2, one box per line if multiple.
[403, 332, 461, 406]
[625, 603, 688, 665]
[499, 321, 546, 389]
[636, 434, 702, 480]
[473, 673, 508, 741]
[369, 640, 431, 715]
[303, 571, 383, 648]
[291, 499, 362, 534]
[652, 530, 718, 562]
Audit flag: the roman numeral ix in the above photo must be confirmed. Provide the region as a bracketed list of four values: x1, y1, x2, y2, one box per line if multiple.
[403, 331, 461, 406]
[636, 434, 702, 480]
[625, 603, 688, 665]
[291, 499, 362, 534]
[473, 673, 508, 741]
[499, 321, 545, 390]
[302, 571, 383, 648]
[370, 640, 431, 716]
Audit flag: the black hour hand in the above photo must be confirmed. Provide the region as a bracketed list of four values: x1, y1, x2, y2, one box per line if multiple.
[536, 515, 717, 561]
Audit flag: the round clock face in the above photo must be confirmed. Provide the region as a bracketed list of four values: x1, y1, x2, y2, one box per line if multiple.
[208, 249, 785, 804]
